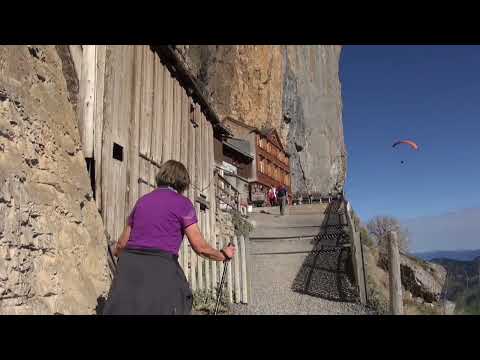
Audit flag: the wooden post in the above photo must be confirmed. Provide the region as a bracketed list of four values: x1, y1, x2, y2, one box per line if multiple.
[126, 45, 143, 213]
[187, 98, 196, 290]
[201, 113, 210, 293]
[227, 235, 233, 303]
[94, 45, 106, 212]
[180, 87, 189, 279]
[232, 235, 241, 303]
[345, 202, 367, 305]
[79, 45, 96, 158]
[209, 126, 218, 294]
[388, 231, 404, 315]
[239, 234, 248, 304]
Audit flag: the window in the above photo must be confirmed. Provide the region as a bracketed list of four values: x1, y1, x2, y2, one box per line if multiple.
[259, 157, 264, 173]
[113, 143, 123, 162]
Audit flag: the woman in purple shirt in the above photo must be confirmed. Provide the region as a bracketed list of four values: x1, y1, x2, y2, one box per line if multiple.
[103, 160, 236, 315]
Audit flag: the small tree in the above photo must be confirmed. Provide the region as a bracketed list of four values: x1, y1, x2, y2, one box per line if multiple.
[359, 226, 374, 248]
[366, 215, 410, 252]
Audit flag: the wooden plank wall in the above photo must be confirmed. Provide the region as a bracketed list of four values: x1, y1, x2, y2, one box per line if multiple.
[78, 45, 248, 305]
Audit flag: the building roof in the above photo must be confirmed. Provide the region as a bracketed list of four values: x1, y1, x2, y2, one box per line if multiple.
[222, 117, 257, 131]
[258, 127, 275, 137]
[223, 138, 254, 160]
[152, 46, 232, 138]
[253, 127, 287, 154]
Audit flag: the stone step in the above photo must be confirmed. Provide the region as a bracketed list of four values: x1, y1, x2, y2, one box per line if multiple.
[250, 226, 322, 239]
[250, 236, 316, 254]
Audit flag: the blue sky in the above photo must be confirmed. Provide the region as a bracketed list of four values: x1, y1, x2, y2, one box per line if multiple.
[340, 45, 480, 251]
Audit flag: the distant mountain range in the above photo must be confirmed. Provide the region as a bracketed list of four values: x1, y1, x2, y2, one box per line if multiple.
[427, 256, 480, 314]
[414, 249, 480, 261]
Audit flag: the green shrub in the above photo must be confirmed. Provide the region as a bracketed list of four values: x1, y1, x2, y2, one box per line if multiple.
[360, 227, 374, 248]
[192, 288, 229, 314]
[230, 210, 254, 238]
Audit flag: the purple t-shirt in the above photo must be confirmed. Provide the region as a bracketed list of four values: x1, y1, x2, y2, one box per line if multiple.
[126, 187, 198, 255]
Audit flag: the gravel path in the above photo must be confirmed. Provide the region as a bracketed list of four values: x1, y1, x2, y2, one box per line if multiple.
[231, 204, 375, 315]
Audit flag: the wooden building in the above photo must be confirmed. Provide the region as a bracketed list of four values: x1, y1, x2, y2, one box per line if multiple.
[220, 118, 292, 206]
[251, 127, 292, 205]
[71, 45, 249, 303]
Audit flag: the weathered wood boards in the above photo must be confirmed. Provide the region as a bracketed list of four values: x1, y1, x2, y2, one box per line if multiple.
[346, 201, 367, 306]
[239, 234, 249, 304]
[233, 235, 241, 302]
[80, 45, 253, 306]
[93, 45, 106, 212]
[388, 231, 404, 315]
[79, 45, 96, 158]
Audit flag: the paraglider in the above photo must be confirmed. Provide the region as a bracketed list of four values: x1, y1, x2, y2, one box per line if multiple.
[392, 140, 419, 164]
[392, 140, 419, 150]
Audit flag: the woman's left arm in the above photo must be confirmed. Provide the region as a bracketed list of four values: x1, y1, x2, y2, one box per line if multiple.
[113, 225, 132, 257]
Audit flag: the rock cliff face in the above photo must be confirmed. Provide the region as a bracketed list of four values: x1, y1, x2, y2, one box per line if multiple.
[0, 46, 110, 314]
[176, 45, 346, 194]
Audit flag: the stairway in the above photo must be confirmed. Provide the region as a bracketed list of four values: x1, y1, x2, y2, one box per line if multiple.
[232, 202, 371, 315]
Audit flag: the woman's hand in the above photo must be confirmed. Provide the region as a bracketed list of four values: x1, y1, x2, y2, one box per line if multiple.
[113, 225, 131, 257]
[222, 244, 236, 260]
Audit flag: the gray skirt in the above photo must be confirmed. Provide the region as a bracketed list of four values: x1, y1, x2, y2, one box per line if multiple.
[103, 248, 193, 315]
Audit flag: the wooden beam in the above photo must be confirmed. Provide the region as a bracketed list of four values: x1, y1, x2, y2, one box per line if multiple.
[94, 45, 106, 211]
[127, 46, 143, 213]
[151, 46, 232, 138]
[79, 45, 96, 158]
[388, 231, 404, 315]
[233, 235, 241, 303]
[345, 202, 367, 305]
[239, 234, 248, 304]
[101, 45, 114, 240]
[151, 54, 164, 166]
[139, 46, 154, 158]
[209, 124, 218, 294]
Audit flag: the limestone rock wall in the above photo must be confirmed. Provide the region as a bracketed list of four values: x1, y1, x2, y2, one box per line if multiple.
[176, 45, 346, 194]
[0, 45, 111, 314]
[283, 46, 346, 194]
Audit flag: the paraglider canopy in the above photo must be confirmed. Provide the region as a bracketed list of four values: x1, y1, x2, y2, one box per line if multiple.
[392, 140, 419, 150]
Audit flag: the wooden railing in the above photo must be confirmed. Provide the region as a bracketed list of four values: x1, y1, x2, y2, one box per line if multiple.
[215, 173, 240, 211]
[292, 191, 342, 205]
[213, 171, 249, 304]
[343, 200, 368, 306]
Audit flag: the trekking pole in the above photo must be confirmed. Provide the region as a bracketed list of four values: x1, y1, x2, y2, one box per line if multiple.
[214, 243, 233, 315]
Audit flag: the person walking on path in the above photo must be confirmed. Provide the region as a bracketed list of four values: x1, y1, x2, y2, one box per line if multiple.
[103, 160, 236, 315]
[277, 185, 288, 216]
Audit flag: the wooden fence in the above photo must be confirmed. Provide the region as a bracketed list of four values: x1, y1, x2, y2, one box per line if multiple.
[343, 200, 368, 305]
[215, 172, 240, 211]
[75, 45, 248, 303]
[213, 172, 249, 304]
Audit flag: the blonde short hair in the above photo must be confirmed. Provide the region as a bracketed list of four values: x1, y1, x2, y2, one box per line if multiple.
[155, 160, 190, 193]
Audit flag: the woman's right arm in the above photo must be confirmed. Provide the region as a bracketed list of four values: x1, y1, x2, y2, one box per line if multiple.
[185, 223, 236, 261]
